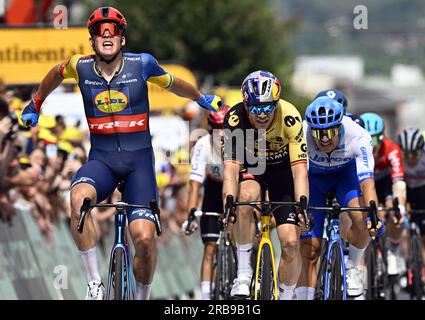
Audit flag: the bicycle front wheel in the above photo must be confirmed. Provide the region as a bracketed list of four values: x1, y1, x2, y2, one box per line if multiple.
[315, 239, 328, 300]
[365, 243, 377, 300]
[225, 244, 237, 299]
[326, 243, 344, 300]
[256, 244, 275, 300]
[113, 247, 124, 300]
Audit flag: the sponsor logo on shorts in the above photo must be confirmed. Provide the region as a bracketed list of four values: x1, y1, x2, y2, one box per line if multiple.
[71, 177, 96, 188]
[131, 209, 155, 221]
[287, 212, 296, 222]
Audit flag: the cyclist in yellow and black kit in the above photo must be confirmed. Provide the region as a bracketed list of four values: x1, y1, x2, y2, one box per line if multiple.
[222, 70, 309, 299]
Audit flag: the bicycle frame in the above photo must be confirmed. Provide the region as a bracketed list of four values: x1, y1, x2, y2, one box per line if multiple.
[78, 197, 161, 300]
[323, 216, 347, 300]
[228, 197, 307, 300]
[311, 199, 378, 300]
[105, 205, 136, 300]
[254, 213, 278, 300]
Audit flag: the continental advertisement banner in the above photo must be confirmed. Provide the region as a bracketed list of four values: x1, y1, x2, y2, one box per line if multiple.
[0, 27, 93, 84]
[0, 27, 197, 110]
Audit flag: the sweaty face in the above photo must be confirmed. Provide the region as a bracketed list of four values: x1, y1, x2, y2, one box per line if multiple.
[91, 23, 123, 59]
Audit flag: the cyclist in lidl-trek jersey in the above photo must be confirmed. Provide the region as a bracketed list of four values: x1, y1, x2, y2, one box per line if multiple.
[18, 6, 221, 300]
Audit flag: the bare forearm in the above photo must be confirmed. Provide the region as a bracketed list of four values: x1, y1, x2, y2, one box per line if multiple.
[361, 179, 378, 207]
[168, 77, 203, 100]
[187, 180, 201, 213]
[222, 163, 240, 209]
[35, 65, 64, 100]
[392, 180, 406, 206]
[292, 163, 309, 202]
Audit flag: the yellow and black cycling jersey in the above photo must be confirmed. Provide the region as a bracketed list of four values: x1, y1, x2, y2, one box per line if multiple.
[223, 99, 307, 172]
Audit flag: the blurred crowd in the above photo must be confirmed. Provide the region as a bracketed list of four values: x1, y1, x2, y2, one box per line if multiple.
[0, 78, 206, 250]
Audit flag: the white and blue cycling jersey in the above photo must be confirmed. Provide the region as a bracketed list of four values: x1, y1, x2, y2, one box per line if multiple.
[301, 116, 375, 239]
[304, 116, 375, 183]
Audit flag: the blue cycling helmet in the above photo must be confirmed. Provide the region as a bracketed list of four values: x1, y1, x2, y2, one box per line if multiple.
[305, 97, 344, 129]
[360, 112, 385, 136]
[241, 70, 281, 104]
[315, 89, 348, 114]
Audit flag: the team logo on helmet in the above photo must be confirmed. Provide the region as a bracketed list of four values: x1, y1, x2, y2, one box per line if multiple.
[326, 90, 336, 99]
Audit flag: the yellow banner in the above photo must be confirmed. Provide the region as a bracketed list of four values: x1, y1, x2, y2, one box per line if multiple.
[0, 27, 93, 84]
[148, 65, 197, 111]
[0, 27, 198, 110]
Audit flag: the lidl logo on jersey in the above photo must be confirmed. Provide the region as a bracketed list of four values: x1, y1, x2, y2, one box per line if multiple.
[93, 88, 131, 115]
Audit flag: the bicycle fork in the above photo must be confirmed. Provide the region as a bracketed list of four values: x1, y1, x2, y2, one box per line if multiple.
[105, 209, 136, 300]
[254, 214, 278, 300]
[323, 218, 347, 300]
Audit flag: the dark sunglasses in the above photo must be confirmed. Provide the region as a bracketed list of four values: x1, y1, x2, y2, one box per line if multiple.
[91, 22, 123, 37]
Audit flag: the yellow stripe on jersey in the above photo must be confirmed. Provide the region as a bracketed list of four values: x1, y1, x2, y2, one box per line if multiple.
[147, 73, 173, 89]
[59, 54, 83, 82]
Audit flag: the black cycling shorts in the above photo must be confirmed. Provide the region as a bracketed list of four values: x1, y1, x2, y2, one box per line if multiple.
[239, 164, 297, 227]
[200, 178, 222, 243]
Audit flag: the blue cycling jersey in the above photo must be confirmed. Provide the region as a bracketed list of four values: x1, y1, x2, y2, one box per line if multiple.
[59, 52, 173, 151]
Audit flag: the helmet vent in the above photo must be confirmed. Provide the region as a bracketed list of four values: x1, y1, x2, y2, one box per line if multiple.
[261, 81, 268, 95]
[101, 7, 110, 18]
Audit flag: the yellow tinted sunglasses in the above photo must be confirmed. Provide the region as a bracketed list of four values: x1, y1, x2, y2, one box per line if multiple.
[311, 126, 340, 141]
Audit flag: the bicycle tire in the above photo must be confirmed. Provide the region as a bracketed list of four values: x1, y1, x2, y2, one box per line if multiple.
[225, 244, 237, 299]
[365, 243, 377, 300]
[327, 243, 344, 300]
[315, 239, 328, 300]
[258, 244, 274, 300]
[212, 246, 221, 300]
[410, 236, 423, 300]
[114, 247, 124, 300]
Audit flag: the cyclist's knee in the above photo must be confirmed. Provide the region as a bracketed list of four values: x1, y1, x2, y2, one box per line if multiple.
[238, 185, 259, 202]
[133, 231, 155, 254]
[300, 239, 321, 262]
[281, 236, 300, 260]
[203, 242, 216, 262]
[70, 184, 96, 218]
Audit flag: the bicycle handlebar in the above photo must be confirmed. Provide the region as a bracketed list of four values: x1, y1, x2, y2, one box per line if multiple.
[309, 200, 379, 231]
[77, 197, 162, 236]
[377, 197, 401, 223]
[225, 195, 312, 231]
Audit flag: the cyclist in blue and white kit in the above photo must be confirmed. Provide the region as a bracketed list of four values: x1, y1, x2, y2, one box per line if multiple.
[296, 97, 382, 299]
[315, 89, 365, 128]
[18, 6, 221, 300]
